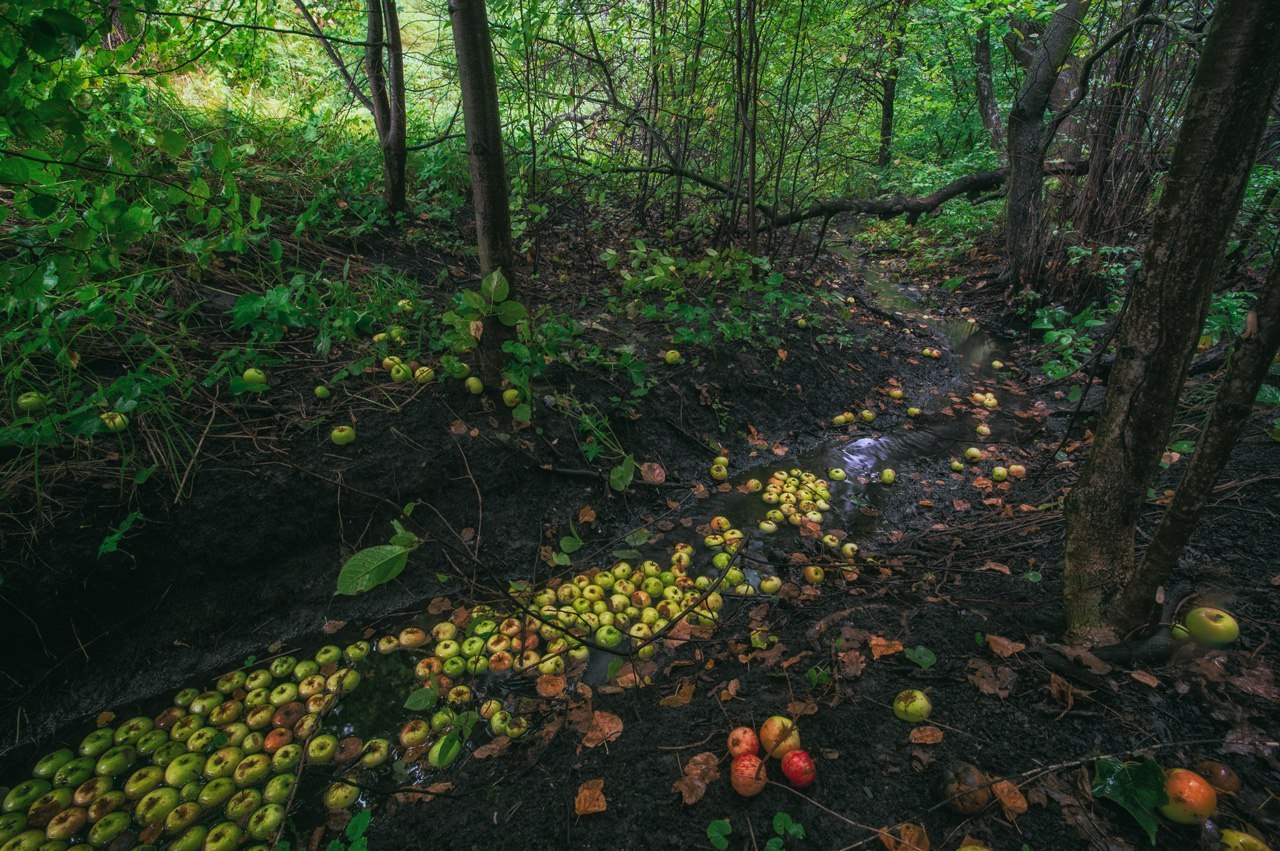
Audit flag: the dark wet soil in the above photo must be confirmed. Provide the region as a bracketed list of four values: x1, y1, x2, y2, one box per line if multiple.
[3, 236, 1278, 851]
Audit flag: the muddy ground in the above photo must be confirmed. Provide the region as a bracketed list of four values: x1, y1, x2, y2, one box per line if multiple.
[1, 234, 1277, 851]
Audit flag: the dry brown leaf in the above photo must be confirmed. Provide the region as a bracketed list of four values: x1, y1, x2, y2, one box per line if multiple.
[1228, 662, 1280, 703]
[537, 674, 567, 697]
[448, 419, 469, 435]
[672, 752, 720, 805]
[992, 779, 1028, 819]
[838, 650, 867, 678]
[877, 822, 931, 850]
[640, 462, 667, 484]
[96, 711, 115, 728]
[966, 659, 1016, 698]
[574, 779, 607, 815]
[472, 737, 511, 760]
[979, 560, 1010, 574]
[394, 781, 453, 804]
[787, 700, 819, 717]
[1051, 644, 1114, 675]
[719, 678, 741, 701]
[869, 636, 905, 659]
[691, 482, 710, 499]
[578, 506, 597, 524]
[459, 527, 475, 543]
[781, 650, 814, 670]
[1129, 670, 1159, 688]
[427, 596, 453, 615]
[1046, 673, 1090, 719]
[321, 619, 348, 634]
[582, 711, 624, 748]
[986, 634, 1026, 657]
[909, 726, 943, 745]
[659, 682, 696, 708]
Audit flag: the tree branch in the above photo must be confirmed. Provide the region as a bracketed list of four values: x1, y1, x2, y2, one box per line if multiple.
[290, 0, 375, 113]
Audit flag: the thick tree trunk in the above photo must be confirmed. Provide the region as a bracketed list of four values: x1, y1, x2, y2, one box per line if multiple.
[450, 0, 516, 381]
[1061, 0, 1280, 642]
[1109, 259, 1280, 631]
[1004, 0, 1088, 291]
[973, 23, 1003, 153]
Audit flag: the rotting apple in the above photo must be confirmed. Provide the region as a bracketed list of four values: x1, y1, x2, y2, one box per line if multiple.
[727, 727, 759, 758]
[893, 689, 932, 723]
[330, 426, 356, 446]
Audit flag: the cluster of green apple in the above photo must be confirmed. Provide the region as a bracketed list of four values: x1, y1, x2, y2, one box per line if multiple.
[747, 467, 854, 552]
[13, 392, 128, 434]
[1, 646, 379, 851]
[948, 447, 1026, 483]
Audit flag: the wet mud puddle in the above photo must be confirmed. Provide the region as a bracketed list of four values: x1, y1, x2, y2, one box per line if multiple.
[0, 248, 1036, 851]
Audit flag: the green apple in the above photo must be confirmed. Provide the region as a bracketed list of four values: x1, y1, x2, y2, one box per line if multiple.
[71, 776, 113, 807]
[197, 778, 237, 810]
[879, 469, 896, 484]
[306, 734, 339, 764]
[710, 463, 728, 481]
[168, 825, 209, 851]
[448, 361, 471, 379]
[242, 368, 266, 385]
[759, 575, 783, 594]
[502, 389, 520, 407]
[267, 657, 296, 678]
[594, 625, 623, 648]
[270, 745, 301, 773]
[892, 689, 932, 722]
[231, 754, 271, 788]
[93, 745, 136, 778]
[3, 781, 51, 814]
[390, 363, 413, 382]
[1182, 607, 1239, 646]
[203, 822, 243, 851]
[950, 459, 964, 472]
[224, 789, 261, 821]
[134, 786, 180, 826]
[964, 447, 983, 462]
[860, 409, 875, 423]
[313, 385, 331, 399]
[991, 466, 1008, 482]
[664, 350, 682, 365]
[323, 781, 359, 811]
[330, 426, 356, 446]
[87, 811, 131, 847]
[32, 750, 74, 781]
[16, 392, 46, 413]
[359, 739, 391, 768]
[414, 366, 436, 384]
[907, 406, 921, 417]
[428, 737, 462, 769]
[464, 376, 484, 394]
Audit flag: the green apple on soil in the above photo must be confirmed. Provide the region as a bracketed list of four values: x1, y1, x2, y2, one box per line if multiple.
[991, 466, 1008, 482]
[330, 426, 356, 446]
[879, 468, 896, 484]
[950, 459, 965, 472]
[860, 409, 875, 422]
[16, 392, 46, 413]
[1182, 606, 1239, 646]
[464, 376, 484, 394]
[313, 385, 331, 399]
[390, 363, 413, 382]
[710, 463, 728, 481]
[323, 782, 360, 811]
[664, 350, 682, 365]
[242, 368, 266, 385]
[907, 406, 921, 417]
[892, 689, 932, 722]
[828, 468, 847, 481]
[502, 389, 520, 407]
[414, 366, 435, 384]
[964, 447, 983, 462]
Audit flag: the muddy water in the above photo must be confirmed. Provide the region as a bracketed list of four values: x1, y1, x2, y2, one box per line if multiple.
[0, 249, 1032, 847]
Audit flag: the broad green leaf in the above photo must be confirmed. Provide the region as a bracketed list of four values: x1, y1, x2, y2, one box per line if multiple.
[403, 687, 439, 711]
[559, 535, 583, 554]
[609, 455, 636, 492]
[346, 810, 372, 841]
[625, 528, 652, 546]
[903, 645, 937, 669]
[1256, 384, 1280, 406]
[336, 545, 410, 595]
[497, 300, 527, 326]
[481, 271, 509, 303]
[1169, 439, 1196, 454]
[1091, 757, 1167, 844]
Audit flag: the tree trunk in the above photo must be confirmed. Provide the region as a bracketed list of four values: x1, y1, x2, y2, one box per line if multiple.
[877, 35, 904, 169]
[1004, 0, 1088, 291]
[450, 0, 516, 381]
[1109, 259, 1280, 632]
[1061, 0, 1280, 643]
[380, 0, 407, 214]
[973, 23, 1003, 153]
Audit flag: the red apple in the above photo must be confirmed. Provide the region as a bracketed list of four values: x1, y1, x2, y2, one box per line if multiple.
[1158, 768, 1217, 824]
[727, 727, 759, 758]
[730, 754, 767, 797]
[781, 750, 816, 788]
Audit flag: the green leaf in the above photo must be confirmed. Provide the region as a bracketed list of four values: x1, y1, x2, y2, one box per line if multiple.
[763, 839, 784, 851]
[624, 528, 652, 547]
[346, 810, 372, 841]
[706, 820, 732, 850]
[1169, 439, 1196, 454]
[404, 687, 439, 711]
[903, 645, 937, 670]
[606, 657, 627, 680]
[1067, 385, 1083, 404]
[774, 811, 803, 838]
[560, 535, 583, 554]
[609, 454, 636, 492]
[335, 545, 410, 595]
[481, 271, 509, 303]
[512, 403, 531, 423]
[1256, 384, 1280, 406]
[1091, 757, 1167, 844]
[461, 289, 486, 312]
[497, 299, 527, 326]
[158, 130, 186, 157]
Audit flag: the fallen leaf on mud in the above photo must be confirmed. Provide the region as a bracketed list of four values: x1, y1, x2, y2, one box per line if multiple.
[394, 782, 453, 804]
[838, 650, 867, 678]
[321, 619, 347, 634]
[691, 482, 710, 499]
[877, 822, 930, 850]
[449, 420, 469, 435]
[459, 527, 475, 542]
[427, 596, 453, 615]
[662, 618, 692, 650]
[1223, 723, 1277, 756]
[746, 425, 769, 447]
[992, 779, 1028, 819]
[660, 682, 696, 707]
[909, 726, 943, 744]
[869, 636, 904, 659]
[578, 506, 597, 524]
[720, 679, 741, 701]
[971, 476, 993, 491]
[583, 711, 624, 748]
[672, 752, 720, 805]
[787, 700, 819, 717]
[574, 779, 607, 815]
[640, 462, 666, 484]
[978, 560, 1010, 574]
[741, 642, 785, 667]
[1229, 662, 1280, 703]
[966, 659, 1016, 698]
[96, 711, 115, 728]
[537, 674, 567, 697]
[1046, 673, 1090, 718]
[781, 650, 814, 669]
[986, 634, 1025, 657]
[952, 499, 971, 511]
[472, 737, 511, 760]
[771, 442, 788, 456]
[1129, 670, 1159, 688]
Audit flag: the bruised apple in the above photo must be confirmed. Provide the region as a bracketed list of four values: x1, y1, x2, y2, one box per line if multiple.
[727, 727, 759, 758]
[730, 754, 767, 797]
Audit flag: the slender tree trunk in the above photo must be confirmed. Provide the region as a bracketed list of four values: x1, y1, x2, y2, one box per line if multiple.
[973, 23, 1003, 153]
[878, 33, 905, 169]
[450, 0, 516, 380]
[1110, 259, 1280, 631]
[380, 0, 407, 213]
[1004, 0, 1088, 291]
[1061, 0, 1280, 642]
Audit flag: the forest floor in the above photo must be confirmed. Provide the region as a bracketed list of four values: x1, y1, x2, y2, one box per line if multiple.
[1, 226, 1278, 851]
